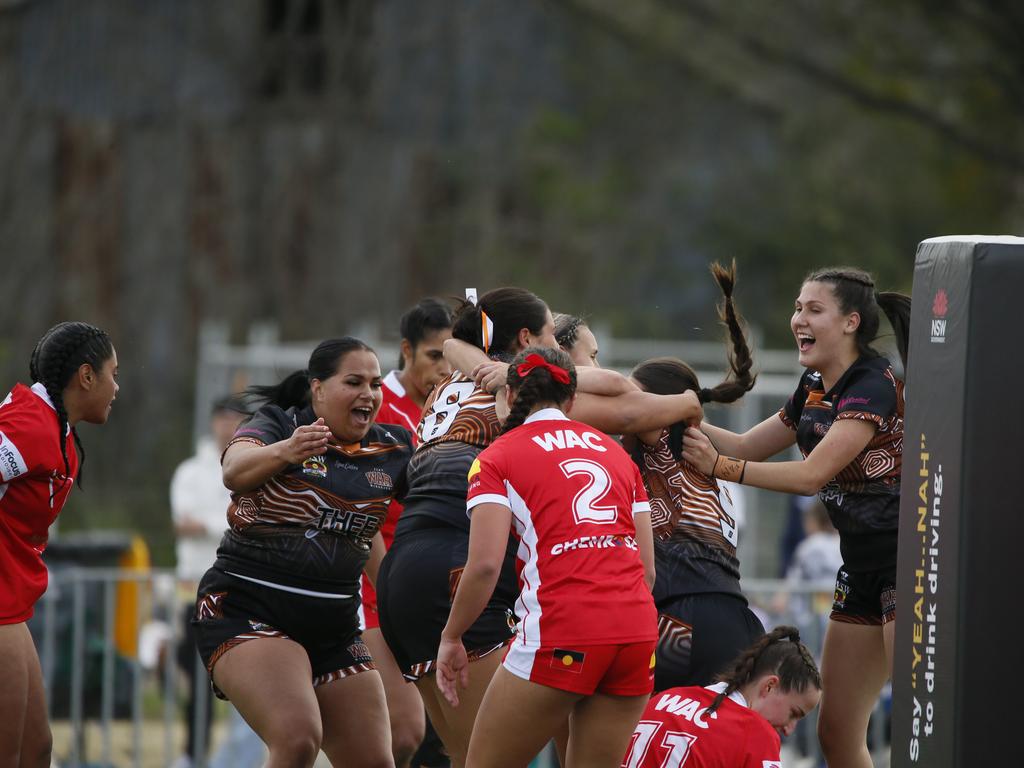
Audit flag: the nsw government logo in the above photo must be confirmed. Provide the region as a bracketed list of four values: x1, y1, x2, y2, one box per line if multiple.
[930, 289, 948, 344]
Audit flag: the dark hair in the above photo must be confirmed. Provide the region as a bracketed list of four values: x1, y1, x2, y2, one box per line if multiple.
[29, 321, 114, 490]
[500, 347, 577, 434]
[397, 297, 454, 370]
[707, 625, 822, 716]
[804, 266, 912, 369]
[211, 394, 251, 417]
[246, 337, 374, 410]
[553, 313, 587, 352]
[631, 261, 756, 461]
[451, 287, 549, 358]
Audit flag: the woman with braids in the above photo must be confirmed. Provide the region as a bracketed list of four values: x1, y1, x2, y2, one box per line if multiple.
[1, 321, 118, 765]
[682, 267, 910, 768]
[193, 337, 413, 768]
[436, 347, 658, 768]
[625, 261, 763, 691]
[378, 287, 700, 768]
[621, 626, 821, 768]
[553, 313, 601, 368]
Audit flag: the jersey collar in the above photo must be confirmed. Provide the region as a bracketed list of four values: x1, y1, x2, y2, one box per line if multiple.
[384, 370, 407, 398]
[524, 407, 569, 424]
[30, 382, 71, 434]
[30, 382, 56, 412]
[705, 681, 749, 708]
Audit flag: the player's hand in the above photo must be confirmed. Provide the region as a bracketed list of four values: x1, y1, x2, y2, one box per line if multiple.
[436, 636, 470, 707]
[681, 426, 718, 475]
[279, 418, 331, 464]
[471, 361, 510, 394]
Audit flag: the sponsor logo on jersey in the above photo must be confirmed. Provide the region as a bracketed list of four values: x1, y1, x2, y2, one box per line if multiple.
[248, 620, 272, 632]
[315, 504, 380, 538]
[0, 430, 28, 481]
[467, 457, 482, 481]
[763, 762, 782, 768]
[931, 288, 948, 343]
[550, 648, 585, 674]
[302, 455, 328, 478]
[550, 534, 637, 556]
[364, 469, 393, 491]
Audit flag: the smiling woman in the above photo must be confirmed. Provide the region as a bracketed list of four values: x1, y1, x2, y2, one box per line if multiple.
[192, 337, 414, 768]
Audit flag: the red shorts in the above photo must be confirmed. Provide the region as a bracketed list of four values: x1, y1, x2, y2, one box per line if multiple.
[361, 574, 380, 630]
[503, 639, 656, 696]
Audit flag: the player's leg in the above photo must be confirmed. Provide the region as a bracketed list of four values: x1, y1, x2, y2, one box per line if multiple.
[0, 623, 52, 768]
[364, 627, 425, 768]
[316, 669, 394, 768]
[213, 637, 323, 768]
[565, 692, 649, 768]
[415, 651, 504, 768]
[816, 619, 887, 768]
[465, 665, 579, 768]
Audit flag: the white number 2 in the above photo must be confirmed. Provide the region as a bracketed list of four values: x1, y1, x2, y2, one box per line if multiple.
[560, 458, 617, 524]
[622, 720, 697, 768]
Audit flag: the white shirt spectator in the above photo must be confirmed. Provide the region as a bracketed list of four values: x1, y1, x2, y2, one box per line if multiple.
[171, 438, 231, 582]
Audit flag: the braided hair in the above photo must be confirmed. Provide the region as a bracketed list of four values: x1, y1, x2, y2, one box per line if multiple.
[804, 266, 912, 369]
[29, 321, 114, 490]
[631, 260, 756, 461]
[553, 313, 587, 352]
[500, 347, 577, 434]
[706, 625, 822, 716]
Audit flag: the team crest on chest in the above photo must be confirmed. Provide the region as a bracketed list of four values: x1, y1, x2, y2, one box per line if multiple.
[364, 469, 393, 490]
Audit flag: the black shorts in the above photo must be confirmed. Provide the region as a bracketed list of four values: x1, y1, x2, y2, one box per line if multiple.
[377, 523, 518, 681]
[192, 568, 374, 699]
[654, 592, 765, 692]
[830, 564, 897, 625]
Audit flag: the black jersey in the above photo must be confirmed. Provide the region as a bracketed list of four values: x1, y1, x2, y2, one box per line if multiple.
[780, 355, 904, 569]
[636, 431, 744, 600]
[398, 371, 503, 532]
[216, 403, 413, 593]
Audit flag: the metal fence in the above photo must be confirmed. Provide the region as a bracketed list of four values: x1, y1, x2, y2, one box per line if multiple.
[30, 567, 890, 768]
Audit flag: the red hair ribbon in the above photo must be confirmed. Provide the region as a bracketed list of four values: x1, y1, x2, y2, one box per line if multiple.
[516, 353, 571, 384]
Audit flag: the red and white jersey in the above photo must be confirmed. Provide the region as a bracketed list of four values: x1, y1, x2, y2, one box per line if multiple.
[377, 371, 423, 441]
[1, 383, 79, 623]
[467, 408, 657, 648]
[622, 684, 781, 768]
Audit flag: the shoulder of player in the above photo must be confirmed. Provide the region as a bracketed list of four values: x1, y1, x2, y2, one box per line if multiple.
[364, 422, 414, 450]
[841, 355, 895, 388]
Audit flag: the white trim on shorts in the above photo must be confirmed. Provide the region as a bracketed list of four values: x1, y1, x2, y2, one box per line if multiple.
[225, 571, 355, 599]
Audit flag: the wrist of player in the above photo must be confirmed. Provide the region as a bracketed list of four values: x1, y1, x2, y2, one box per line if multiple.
[712, 453, 747, 484]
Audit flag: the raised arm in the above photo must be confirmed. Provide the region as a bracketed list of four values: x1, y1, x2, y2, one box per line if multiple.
[568, 390, 702, 436]
[683, 418, 876, 497]
[221, 418, 331, 492]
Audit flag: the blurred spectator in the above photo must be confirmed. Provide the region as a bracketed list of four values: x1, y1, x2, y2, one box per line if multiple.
[170, 395, 264, 768]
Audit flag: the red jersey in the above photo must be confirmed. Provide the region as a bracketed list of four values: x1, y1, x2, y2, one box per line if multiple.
[466, 408, 657, 648]
[362, 370, 423, 625]
[622, 685, 781, 768]
[1, 383, 80, 623]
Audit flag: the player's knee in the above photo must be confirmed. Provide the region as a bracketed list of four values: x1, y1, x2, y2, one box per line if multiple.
[391, 720, 426, 766]
[266, 724, 322, 768]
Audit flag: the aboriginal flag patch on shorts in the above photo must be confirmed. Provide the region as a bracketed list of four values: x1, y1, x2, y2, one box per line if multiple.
[550, 648, 585, 674]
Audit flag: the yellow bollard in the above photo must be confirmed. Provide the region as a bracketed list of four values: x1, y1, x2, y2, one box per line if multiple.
[114, 535, 151, 658]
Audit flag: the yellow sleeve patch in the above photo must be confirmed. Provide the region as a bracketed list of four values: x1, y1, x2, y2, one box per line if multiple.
[467, 457, 482, 481]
